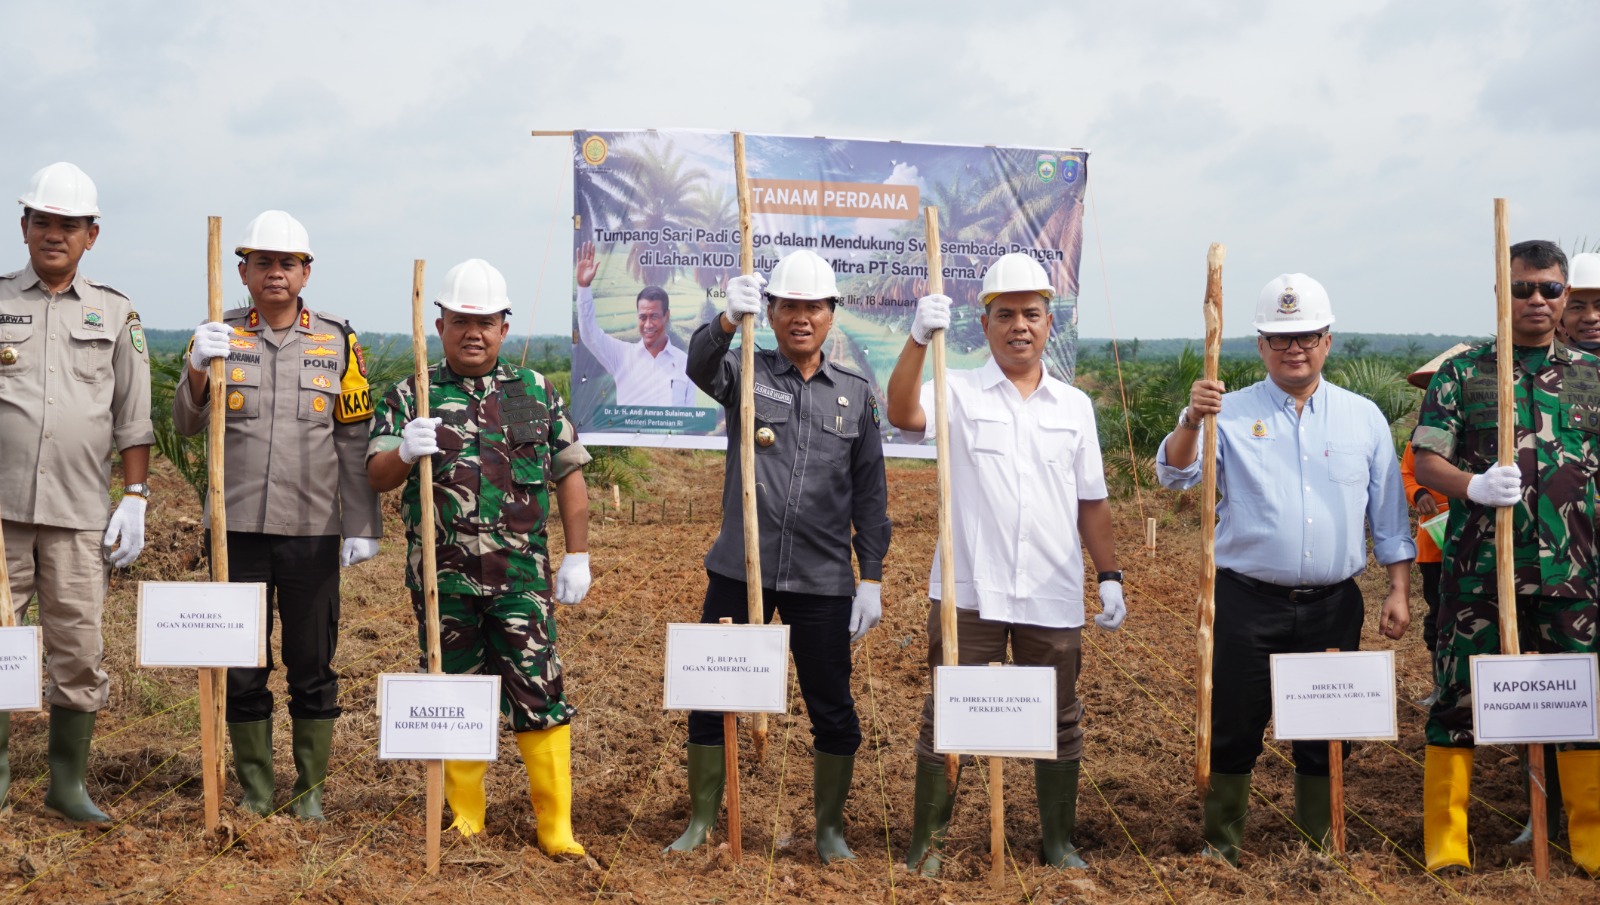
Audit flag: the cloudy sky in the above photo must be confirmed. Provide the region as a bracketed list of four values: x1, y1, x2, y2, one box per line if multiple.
[2, 0, 1593, 341]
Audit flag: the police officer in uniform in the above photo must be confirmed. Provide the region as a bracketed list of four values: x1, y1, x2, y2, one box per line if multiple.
[173, 210, 381, 820]
[1, 162, 152, 822]
[367, 258, 594, 856]
[666, 249, 891, 863]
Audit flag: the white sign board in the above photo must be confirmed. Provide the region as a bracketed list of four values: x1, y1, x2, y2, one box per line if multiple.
[1270, 650, 1397, 741]
[377, 674, 502, 761]
[137, 582, 267, 668]
[1470, 653, 1600, 745]
[662, 623, 790, 713]
[0, 626, 43, 712]
[933, 666, 1057, 759]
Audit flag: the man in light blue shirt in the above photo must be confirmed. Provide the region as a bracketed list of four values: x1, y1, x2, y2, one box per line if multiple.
[1156, 273, 1415, 865]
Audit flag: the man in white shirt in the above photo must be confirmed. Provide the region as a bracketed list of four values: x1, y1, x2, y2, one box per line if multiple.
[574, 241, 695, 407]
[885, 252, 1125, 876]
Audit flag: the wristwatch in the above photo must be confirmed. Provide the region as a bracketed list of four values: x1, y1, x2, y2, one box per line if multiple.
[1097, 570, 1124, 583]
[124, 483, 150, 499]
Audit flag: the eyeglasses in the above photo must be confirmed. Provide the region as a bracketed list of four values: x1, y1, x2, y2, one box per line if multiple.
[1511, 280, 1566, 300]
[1260, 332, 1327, 351]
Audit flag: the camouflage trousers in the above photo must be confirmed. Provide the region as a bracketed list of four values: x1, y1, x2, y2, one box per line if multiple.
[1427, 592, 1598, 750]
[410, 590, 574, 731]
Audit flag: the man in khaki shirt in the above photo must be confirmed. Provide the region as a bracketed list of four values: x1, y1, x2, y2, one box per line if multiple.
[1, 162, 152, 823]
[173, 210, 380, 820]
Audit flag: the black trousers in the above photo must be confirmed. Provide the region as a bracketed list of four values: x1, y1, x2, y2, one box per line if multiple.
[1419, 561, 1442, 653]
[687, 571, 861, 756]
[1211, 569, 1364, 777]
[222, 532, 342, 723]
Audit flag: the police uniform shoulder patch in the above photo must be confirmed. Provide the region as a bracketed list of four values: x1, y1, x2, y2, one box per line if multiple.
[335, 321, 373, 423]
[126, 310, 146, 354]
[298, 308, 312, 331]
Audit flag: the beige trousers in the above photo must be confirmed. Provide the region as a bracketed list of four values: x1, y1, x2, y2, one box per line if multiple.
[3, 520, 110, 711]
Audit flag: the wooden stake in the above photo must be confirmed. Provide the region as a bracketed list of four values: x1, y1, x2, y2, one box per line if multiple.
[611, 483, 621, 510]
[0, 497, 15, 627]
[1195, 243, 1225, 797]
[1492, 199, 1548, 880]
[408, 260, 445, 875]
[200, 217, 229, 832]
[1145, 517, 1157, 555]
[719, 617, 743, 860]
[988, 664, 1005, 891]
[924, 207, 963, 794]
[732, 131, 768, 762]
[1326, 649, 1346, 857]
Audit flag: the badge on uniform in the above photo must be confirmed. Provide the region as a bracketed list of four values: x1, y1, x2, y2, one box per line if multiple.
[869, 394, 880, 428]
[303, 345, 337, 357]
[312, 374, 332, 389]
[312, 396, 327, 413]
[307, 332, 336, 342]
[756, 426, 776, 447]
[128, 317, 146, 354]
[1252, 419, 1268, 438]
[82, 306, 105, 331]
[0, 347, 16, 365]
[227, 390, 245, 411]
[231, 367, 246, 382]
[298, 309, 312, 330]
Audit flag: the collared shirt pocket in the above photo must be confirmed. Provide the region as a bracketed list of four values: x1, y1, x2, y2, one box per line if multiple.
[754, 396, 792, 456]
[68, 321, 114, 383]
[817, 396, 861, 465]
[969, 410, 1013, 456]
[298, 369, 337, 425]
[0, 319, 34, 381]
[1035, 413, 1080, 477]
[433, 422, 468, 481]
[222, 363, 261, 419]
[1326, 441, 1369, 486]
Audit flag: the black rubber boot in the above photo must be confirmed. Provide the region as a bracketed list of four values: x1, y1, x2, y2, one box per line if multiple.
[813, 750, 857, 864]
[664, 744, 725, 852]
[43, 705, 109, 823]
[1201, 772, 1251, 865]
[228, 720, 275, 816]
[287, 719, 334, 821]
[1036, 759, 1088, 868]
[906, 759, 959, 877]
[1294, 773, 1332, 851]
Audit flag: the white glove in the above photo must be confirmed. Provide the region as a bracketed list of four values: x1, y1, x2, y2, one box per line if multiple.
[341, 537, 379, 568]
[1466, 464, 1522, 508]
[103, 495, 147, 569]
[1094, 580, 1126, 631]
[398, 417, 441, 465]
[188, 322, 232, 372]
[849, 580, 882, 642]
[911, 293, 952, 346]
[724, 273, 766, 321]
[555, 553, 591, 605]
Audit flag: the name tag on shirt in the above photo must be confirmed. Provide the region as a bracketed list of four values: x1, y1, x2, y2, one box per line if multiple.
[754, 384, 793, 405]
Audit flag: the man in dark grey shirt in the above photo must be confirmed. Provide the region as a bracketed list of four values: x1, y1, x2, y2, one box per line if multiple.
[665, 249, 890, 864]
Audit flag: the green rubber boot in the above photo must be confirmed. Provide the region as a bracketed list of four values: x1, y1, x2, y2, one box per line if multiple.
[0, 712, 11, 811]
[1294, 773, 1332, 851]
[1201, 772, 1251, 865]
[228, 720, 275, 816]
[1036, 759, 1088, 868]
[813, 750, 857, 864]
[664, 744, 725, 852]
[43, 705, 109, 823]
[906, 759, 959, 877]
[287, 719, 334, 821]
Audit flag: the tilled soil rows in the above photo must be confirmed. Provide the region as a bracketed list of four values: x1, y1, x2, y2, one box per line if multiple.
[0, 450, 1590, 903]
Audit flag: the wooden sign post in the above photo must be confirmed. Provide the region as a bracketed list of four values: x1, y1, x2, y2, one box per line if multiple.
[409, 261, 446, 875]
[924, 206, 962, 794]
[201, 217, 229, 831]
[1325, 649, 1347, 856]
[732, 132, 768, 763]
[0, 498, 14, 628]
[1195, 243, 1225, 796]
[1492, 199, 1548, 880]
[718, 617, 743, 859]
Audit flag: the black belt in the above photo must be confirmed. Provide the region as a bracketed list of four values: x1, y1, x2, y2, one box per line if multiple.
[1218, 568, 1349, 603]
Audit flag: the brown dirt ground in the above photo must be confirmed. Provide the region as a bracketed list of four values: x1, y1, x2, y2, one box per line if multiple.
[0, 449, 1593, 904]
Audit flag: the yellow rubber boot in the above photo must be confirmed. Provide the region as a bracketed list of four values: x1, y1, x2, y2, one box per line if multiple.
[1423, 746, 1472, 872]
[1557, 749, 1600, 876]
[443, 760, 488, 837]
[518, 725, 586, 857]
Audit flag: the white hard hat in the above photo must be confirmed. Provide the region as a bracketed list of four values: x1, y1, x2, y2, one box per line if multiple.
[765, 249, 840, 301]
[1253, 273, 1334, 334]
[1570, 253, 1600, 292]
[979, 252, 1053, 305]
[235, 210, 314, 261]
[435, 258, 512, 315]
[19, 162, 101, 218]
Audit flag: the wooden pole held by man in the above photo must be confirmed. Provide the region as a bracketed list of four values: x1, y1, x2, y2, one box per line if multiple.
[924, 207, 962, 794]
[1195, 243, 1225, 796]
[201, 216, 230, 831]
[409, 260, 446, 874]
[732, 131, 768, 762]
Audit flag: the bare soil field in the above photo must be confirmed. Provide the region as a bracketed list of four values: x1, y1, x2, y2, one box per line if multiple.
[0, 449, 1592, 903]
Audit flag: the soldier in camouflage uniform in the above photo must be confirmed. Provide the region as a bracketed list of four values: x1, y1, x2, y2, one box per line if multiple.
[1412, 240, 1600, 876]
[368, 258, 593, 857]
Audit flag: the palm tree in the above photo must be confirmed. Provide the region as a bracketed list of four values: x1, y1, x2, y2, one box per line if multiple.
[571, 135, 711, 286]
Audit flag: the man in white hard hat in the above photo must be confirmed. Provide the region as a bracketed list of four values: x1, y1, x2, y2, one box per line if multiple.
[1157, 274, 1414, 864]
[1, 162, 152, 821]
[886, 252, 1123, 875]
[1560, 252, 1600, 354]
[1412, 240, 1600, 876]
[667, 248, 890, 863]
[173, 210, 382, 820]
[367, 259, 594, 855]
[574, 241, 695, 406]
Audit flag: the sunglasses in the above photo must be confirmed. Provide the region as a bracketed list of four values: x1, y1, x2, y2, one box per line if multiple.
[1260, 332, 1327, 351]
[1511, 280, 1566, 300]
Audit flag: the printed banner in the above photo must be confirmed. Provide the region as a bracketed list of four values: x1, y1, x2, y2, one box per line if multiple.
[569, 129, 1087, 456]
